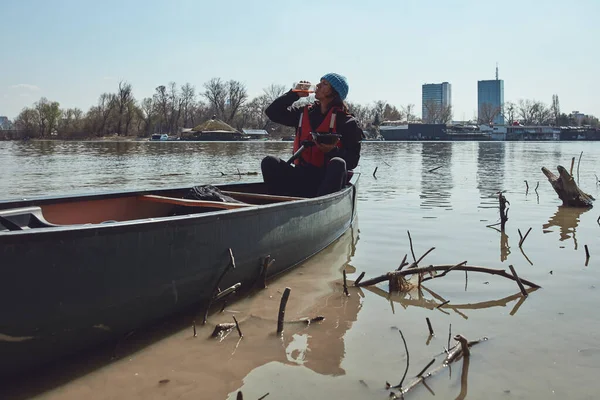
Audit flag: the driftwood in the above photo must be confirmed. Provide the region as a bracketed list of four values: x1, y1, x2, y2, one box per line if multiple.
[357, 264, 541, 290]
[542, 165, 595, 207]
[389, 335, 487, 397]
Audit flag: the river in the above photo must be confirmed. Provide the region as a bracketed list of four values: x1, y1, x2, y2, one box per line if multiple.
[1, 140, 599, 399]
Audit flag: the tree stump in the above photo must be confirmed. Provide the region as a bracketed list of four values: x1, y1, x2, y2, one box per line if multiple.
[541, 165, 595, 208]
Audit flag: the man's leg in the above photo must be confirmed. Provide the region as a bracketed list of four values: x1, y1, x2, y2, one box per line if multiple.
[316, 157, 347, 196]
[261, 156, 296, 195]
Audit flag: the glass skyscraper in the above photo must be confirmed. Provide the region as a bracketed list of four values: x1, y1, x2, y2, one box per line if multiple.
[421, 82, 451, 122]
[477, 79, 505, 125]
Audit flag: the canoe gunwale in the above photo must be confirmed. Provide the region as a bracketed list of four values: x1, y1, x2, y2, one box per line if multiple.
[0, 176, 358, 240]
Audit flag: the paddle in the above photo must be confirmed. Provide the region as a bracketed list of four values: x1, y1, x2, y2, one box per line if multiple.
[286, 140, 315, 164]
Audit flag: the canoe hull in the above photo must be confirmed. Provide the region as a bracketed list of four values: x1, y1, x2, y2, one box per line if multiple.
[0, 180, 358, 378]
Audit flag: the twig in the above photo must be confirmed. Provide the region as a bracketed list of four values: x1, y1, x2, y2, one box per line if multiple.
[397, 254, 408, 271]
[577, 151, 583, 185]
[455, 334, 470, 358]
[465, 270, 468, 291]
[354, 271, 365, 286]
[423, 260, 467, 281]
[499, 193, 509, 231]
[233, 316, 243, 338]
[585, 244, 590, 261]
[257, 394, 270, 400]
[257, 255, 275, 289]
[391, 329, 410, 389]
[357, 264, 541, 289]
[535, 181, 540, 192]
[437, 300, 450, 309]
[519, 227, 532, 247]
[373, 167, 378, 178]
[426, 317, 434, 336]
[400, 335, 487, 396]
[524, 180, 529, 194]
[508, 265, 528, 297]
[203, 248, 236, 324]
[287, 316, 325, 325]
[570, 157, 575, 176]
[428, 166, 442, 173]
[214, 283, 241, 302]
[447, 323, 452, 350]
[416, 358, 436, 378]
[407, 230, 417, 263]
[343, 270, 349, 296]
[407, 247, 436, 269]
[277, 287, 291, 334]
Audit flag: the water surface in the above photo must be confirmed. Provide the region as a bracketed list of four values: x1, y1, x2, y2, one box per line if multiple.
[0, 140, 599, 399]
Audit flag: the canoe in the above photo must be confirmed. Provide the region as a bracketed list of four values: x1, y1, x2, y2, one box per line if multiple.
[0, 175, 359, 378]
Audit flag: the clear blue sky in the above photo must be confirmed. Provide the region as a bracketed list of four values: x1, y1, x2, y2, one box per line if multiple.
[1, 0, 598, 121]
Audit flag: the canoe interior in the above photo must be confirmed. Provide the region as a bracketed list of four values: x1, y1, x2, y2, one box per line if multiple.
[0, 183, 306, 229]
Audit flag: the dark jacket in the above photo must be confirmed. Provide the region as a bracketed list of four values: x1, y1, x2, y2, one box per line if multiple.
[265, 91, 363, 170]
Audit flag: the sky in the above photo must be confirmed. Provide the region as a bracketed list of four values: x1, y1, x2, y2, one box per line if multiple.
[1, 0, 598, 121]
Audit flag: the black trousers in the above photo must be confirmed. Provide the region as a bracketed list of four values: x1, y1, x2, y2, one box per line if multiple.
[261, 156, 348, 198]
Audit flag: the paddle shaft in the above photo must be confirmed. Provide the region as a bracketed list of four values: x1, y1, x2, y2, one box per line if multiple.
[286, 141, 315, 164]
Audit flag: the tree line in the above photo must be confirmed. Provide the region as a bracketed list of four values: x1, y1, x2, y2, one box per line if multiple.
[479, 94, 599, 127]
[2, 80, 597, 140]
[3, 79, 417, 139]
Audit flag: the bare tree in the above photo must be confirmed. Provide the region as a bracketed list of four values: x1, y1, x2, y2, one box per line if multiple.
[503, 101, 517, 125]
[203, 78, 227, 120]
[423, 100, 452, 124]
[551, 94, 561, 126]
[115, 81, 133, 135]
[263, 83, 286, 103]
[180, 83, 196, 128]
[347, 102, 374, 128]
[226, 80, 248, 123]
[402, 104, 416, 122]
[383, 104, 404, 121]
[518, 99, 552, 125]
[478, 102, 502, 124]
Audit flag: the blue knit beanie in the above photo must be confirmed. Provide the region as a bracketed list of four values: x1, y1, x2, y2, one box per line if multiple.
[321, 73, 349, 100]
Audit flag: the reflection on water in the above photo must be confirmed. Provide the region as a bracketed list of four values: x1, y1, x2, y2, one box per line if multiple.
[477, 142, 506, 209]
[543, 205, 591, 250]
[363, 283, 537, 320]
[420, 142, 453, 210]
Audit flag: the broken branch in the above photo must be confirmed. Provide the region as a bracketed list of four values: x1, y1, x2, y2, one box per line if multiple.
[357, 264, 541, 289]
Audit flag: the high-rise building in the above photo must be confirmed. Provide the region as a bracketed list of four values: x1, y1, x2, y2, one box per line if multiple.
[422, 82, 451, 122]
[477, 66, 505, 125]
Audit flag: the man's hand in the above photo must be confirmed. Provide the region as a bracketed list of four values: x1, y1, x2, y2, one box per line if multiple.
[293, 80, 312, 98]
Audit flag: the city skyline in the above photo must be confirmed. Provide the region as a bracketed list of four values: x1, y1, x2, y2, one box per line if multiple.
[1, 0, 598, 121]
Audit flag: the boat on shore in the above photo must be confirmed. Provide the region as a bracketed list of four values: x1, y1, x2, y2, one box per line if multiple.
[0, 176, 359, 379]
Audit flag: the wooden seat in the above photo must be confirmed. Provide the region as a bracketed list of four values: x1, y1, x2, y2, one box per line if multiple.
[138, 195, 253, 210]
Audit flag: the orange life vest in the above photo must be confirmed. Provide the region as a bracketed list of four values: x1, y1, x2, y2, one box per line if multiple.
[293, 106, 342, 167]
